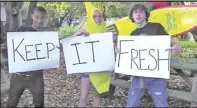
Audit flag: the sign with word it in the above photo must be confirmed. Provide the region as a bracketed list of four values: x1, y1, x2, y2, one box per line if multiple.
[7, 32, 60, 73]
[61, 32, 115, 74]
[115, 36, 171, 79]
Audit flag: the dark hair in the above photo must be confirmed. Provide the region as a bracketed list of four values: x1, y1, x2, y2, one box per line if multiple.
[32, 6, 47, 14]
[128, 4, 150, 22]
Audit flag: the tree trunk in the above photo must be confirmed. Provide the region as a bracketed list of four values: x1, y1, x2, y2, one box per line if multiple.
[25, 2, 37, 26]
[5, 2, 23, 31]
[103, 7, 107, 21]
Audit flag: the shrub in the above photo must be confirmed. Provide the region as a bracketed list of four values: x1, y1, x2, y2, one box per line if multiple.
[172, 40, 197, 58]
[58, 25, 80, 40]
[176, 40, 197, 48]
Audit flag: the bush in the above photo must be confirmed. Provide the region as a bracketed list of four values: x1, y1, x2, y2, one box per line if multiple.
[176, 40, 197, 48]
[172, 40, 197, 58]
[58, 25, 80, 40]
[106, 3, 129, 18]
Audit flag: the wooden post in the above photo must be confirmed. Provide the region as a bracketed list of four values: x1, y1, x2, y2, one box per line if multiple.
[191, 54, 197, 107]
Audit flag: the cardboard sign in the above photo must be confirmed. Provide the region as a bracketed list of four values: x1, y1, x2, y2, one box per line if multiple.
[61, 32, 115, 74]
[7, 32, 60, 73]
[115, 36, 171, 79]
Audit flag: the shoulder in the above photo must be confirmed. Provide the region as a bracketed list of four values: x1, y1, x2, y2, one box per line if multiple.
[16, 26, 26, 31]
[147, 22, 167, 32]
[130, 29, 138, 35]
[17, 26, 36, 32]
[43, 27, 53, 31]
[147, 22, 164, 28]
[148, 22, 168, 35]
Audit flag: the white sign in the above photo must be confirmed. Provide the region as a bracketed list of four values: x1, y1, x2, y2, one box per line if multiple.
[7, 32, 60, 73]
[61, 32, 115, 74]
[115, 36, 171, 79]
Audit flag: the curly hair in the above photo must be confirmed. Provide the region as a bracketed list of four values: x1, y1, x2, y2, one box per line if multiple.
[128, 3, 150, 22]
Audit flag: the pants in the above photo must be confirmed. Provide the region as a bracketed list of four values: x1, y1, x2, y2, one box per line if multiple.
[7, 71, 44, 107]
[126, 76, 169, 107]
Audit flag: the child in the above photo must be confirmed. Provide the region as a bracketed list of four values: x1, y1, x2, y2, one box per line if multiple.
[126, 3, 182, 107]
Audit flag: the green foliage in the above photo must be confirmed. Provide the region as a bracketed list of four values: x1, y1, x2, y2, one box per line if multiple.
[176, 40, 197, 48]
[172, 40, 197, 58]
[171, 48, 197, 58]
[58, 25, 80, 40]
[106, 2, 129, 18]
[39, 2, 69, 16]
[67, 2, 86, 18]
[91, 2, 108, 13]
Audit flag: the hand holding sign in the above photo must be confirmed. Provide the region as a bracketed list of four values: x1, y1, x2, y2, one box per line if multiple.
[166, 42, 182, 53]
[73, 28, 90, 37]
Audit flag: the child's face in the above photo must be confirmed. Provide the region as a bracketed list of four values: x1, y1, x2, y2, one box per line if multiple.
[93, 10, 103, 25]
[132, 9, 146, 24]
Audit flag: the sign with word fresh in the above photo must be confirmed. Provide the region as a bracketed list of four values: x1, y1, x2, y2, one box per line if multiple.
[7, 32, 60, 73]
[61, 32, 115, 74]
[115, 36, 171, 79]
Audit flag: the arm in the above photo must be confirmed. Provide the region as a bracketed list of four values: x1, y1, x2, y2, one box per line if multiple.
[73, 28, 89, 36]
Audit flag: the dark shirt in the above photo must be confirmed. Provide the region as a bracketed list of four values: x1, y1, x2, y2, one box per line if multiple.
[130, 22, 169, 36]
[17, 26, 37, 32]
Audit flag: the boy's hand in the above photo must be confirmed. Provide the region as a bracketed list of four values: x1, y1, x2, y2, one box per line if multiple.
[166, 43, 182, 53]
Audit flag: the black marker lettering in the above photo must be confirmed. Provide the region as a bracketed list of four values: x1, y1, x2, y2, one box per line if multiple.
[71, 43, 86, 65]
[35, 43, 46, 60]
[148, 49, 157, 71]
[25, 44, 36, 61]
[130, 49, 139, 69]
[157, 49, 170, 71]
[117, 40, 134, 67]
[46, 42, 55, 59]
[85, 40, 99, 62]
[139, 49, 149, 70]
[12, 38, 25, 62]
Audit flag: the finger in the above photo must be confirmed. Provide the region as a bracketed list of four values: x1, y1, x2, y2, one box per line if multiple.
[165, 48, 173, 51]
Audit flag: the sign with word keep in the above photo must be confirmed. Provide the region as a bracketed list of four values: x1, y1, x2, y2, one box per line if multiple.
[61, 32, 115, 74]
[7, 32, 60, 73]
[115, 36, 171, 79]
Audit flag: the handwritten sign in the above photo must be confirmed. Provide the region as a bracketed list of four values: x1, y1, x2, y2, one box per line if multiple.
[7, 32, 60, 73]
[61, 32, 115, 74]
[115, 36, 171, 79]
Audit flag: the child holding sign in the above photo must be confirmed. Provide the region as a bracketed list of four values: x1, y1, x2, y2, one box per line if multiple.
[73, 2, 112, 107]
[126, 3, 182, 107]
